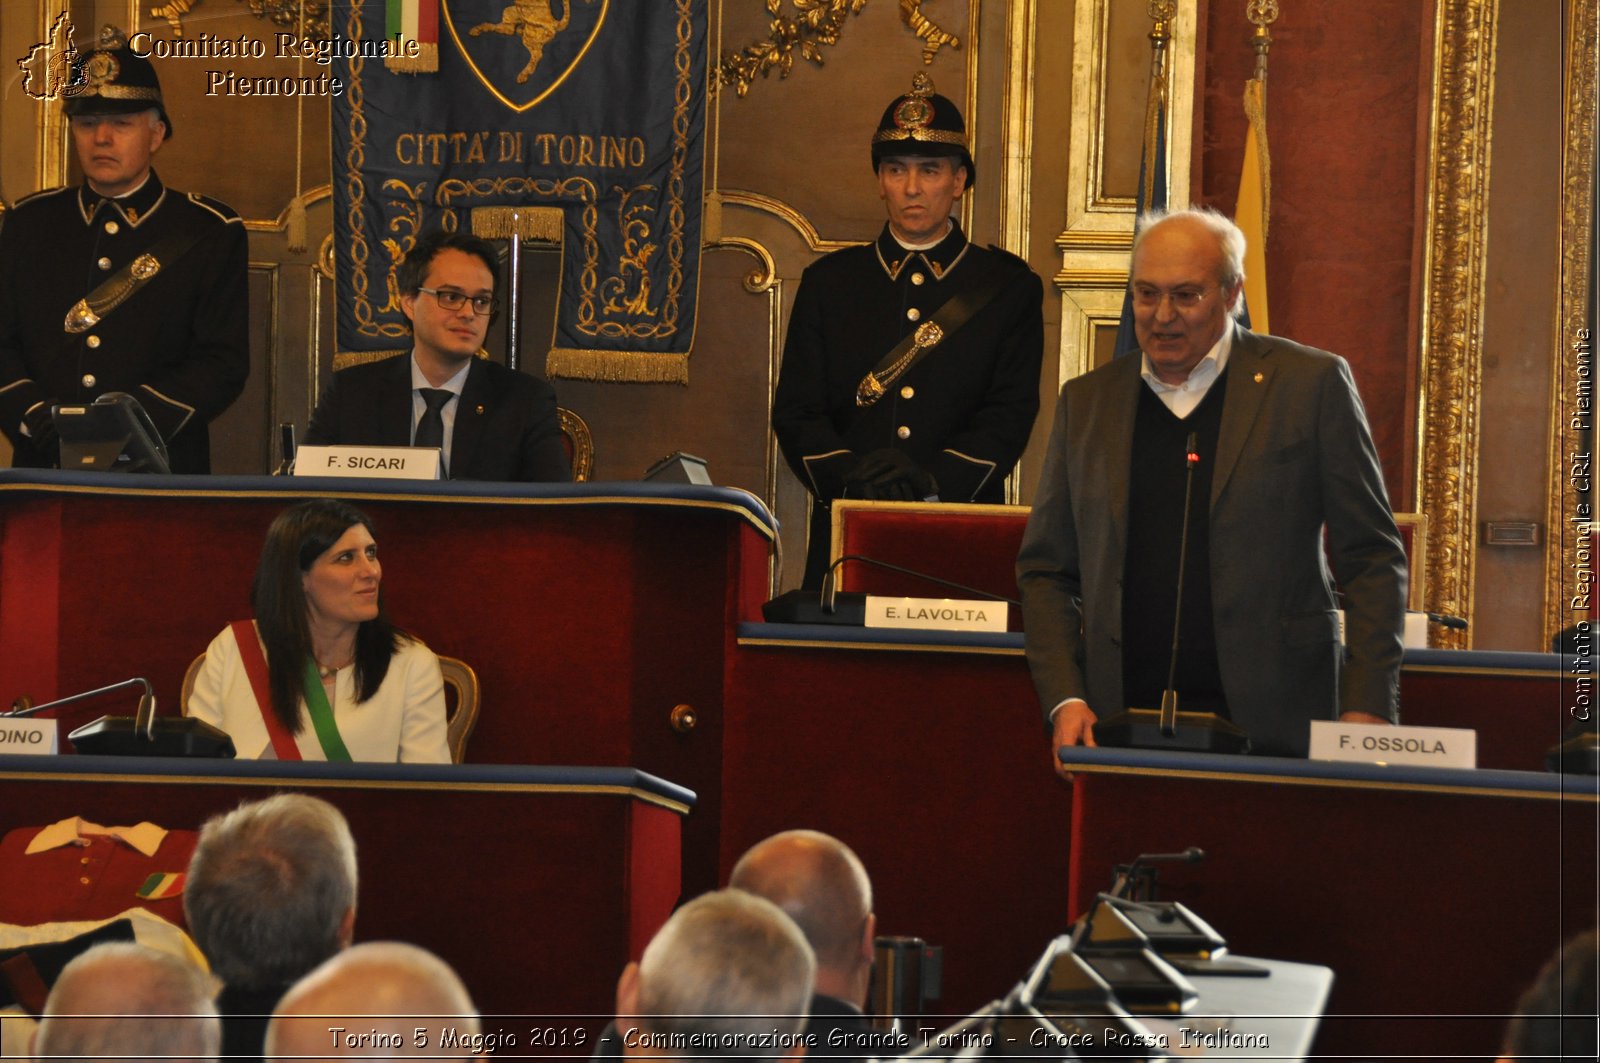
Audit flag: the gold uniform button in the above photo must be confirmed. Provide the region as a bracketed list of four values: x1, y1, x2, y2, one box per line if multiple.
[82, 374, 97, 387]
[897, 426, 911, 440]
[79, 876, 91, 885]
[906, 307, 921, 322]
[85, 336, 101, 349]
[104, 221, 119, 235]
[900, 386, 915, 400]
[97, 257, 112, 271]
[911, 272, 925, 286]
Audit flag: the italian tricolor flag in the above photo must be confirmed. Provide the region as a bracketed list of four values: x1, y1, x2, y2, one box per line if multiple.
[136, 871, 186, 900]
[386, 0, 439, 73]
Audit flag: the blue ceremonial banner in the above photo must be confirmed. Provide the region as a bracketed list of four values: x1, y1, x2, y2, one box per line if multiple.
[332, 0, 707, 382]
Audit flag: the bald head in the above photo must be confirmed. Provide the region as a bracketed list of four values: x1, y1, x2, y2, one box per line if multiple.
[729, 830, 875, 1006]
[34, 943, 220, 1063]
[265, 942, 479, 1061]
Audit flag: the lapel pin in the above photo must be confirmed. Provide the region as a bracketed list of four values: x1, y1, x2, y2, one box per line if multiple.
[475, 405, 485, 415]
[1253, 372, 1264, 383]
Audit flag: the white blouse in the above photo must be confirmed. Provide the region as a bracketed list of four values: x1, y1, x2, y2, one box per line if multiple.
[188, 624, 451, 763]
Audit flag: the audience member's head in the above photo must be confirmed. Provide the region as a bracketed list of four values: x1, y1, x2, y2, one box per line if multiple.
[616, 890, 815, 1063]
[32, 942, 219, 1063]
[1501, 928, 1599, 1060]
[264, 942, 479, 1061]
[729, 830, 876, 1009]
[185, 793, 358, 992]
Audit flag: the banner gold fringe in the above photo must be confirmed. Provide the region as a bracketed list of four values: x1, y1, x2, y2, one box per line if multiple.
[333, 348, 409, 371]
[386, 42, 439, 74]
[470, 206, 565, 242]
[547, 348, 690, 384]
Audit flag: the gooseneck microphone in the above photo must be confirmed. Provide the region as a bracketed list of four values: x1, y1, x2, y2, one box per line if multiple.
[1158, 433, 1202, 737]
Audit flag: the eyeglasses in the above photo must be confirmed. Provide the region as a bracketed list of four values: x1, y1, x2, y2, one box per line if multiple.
[416, 287, 496, 316]
[1130, 284, 1213, 312]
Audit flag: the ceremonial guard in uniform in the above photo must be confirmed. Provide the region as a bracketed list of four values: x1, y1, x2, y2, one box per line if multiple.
[772, 74, 1045, 587]
[0, 27, 249, 474]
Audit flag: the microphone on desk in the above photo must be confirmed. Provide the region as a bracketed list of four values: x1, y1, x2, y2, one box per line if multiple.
[762, 554, 1018, 625]
[3, 676, 235, 757]
[1425, 612, 1468, 630]
[1092, 432, 1251, 755]
[276, 423, 297, 476]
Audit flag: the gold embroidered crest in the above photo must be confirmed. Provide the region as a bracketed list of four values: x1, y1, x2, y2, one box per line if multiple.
[82, 50, 119, 87]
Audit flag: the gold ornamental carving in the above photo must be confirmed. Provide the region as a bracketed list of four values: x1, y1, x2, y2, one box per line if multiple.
[717, 0, 870, 97]
[235, 0, 331, 39]
[717, 0, 961, 97]
[1417, 0, 1498, 648]
[1543, 0, 1598, 645]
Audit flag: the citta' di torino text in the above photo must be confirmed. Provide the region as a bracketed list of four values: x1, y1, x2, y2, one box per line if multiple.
[128, 31, 419, 66]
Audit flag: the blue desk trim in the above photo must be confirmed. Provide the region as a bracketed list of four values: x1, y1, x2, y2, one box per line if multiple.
[737, 626, 1580, 679]
[0, 755, 697, 813]
[1403, 648, 1566, 673]
[0, 471, 778, 540]
[737, 621, 1025, 654]
[1056, 746, 1597, 801]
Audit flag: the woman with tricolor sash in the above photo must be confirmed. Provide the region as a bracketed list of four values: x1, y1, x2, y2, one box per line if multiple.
[188, 499, 451, 762]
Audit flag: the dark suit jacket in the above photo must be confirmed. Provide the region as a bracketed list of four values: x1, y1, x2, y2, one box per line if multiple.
[1017, 326, 1407, 757]
[304, 354, 570, 482]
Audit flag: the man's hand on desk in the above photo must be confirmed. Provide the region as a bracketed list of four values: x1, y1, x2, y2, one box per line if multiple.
[1338, 710, 1393, 726]
[1050, 698, 1098, 777]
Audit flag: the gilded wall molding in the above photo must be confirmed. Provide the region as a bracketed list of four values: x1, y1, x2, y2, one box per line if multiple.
[1056, 0, 1197, 383]
[702, 237, 784, 595]
[1542, 0, 1597, 644]
[716, 189, 861, 254]
[243, 184, 333, 233]
[999, 0, 1036, 258]
[1416, 0, 1498, 648]
[34, 0, 71, 191]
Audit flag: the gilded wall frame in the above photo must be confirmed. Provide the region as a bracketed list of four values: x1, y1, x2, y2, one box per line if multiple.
[1416, 0, 1498, 647]
[1542, 0, 1597, 644]
[1055, 0, 1198, 385]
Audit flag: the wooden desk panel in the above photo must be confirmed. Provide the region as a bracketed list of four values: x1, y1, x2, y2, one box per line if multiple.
[724, 629, 1067, 1014]
[1060, 749, 1597, 1061]
[0, 758, 690, 1019]
[0, 474, 771, 896]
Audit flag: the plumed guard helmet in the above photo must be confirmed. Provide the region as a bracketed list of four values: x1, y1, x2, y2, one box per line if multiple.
[870, 72, 975, 187]
[63, 25, 173, 138]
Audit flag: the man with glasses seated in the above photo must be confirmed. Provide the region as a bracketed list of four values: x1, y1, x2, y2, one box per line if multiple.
[1018, 206, 1406, 766]
[305, 229, 569, 482]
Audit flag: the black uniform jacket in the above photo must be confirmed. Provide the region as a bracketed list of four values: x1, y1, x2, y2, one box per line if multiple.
[0, 171, 249, 473]
[303, 352, 571, 483]
[772, 222, 1044, 583]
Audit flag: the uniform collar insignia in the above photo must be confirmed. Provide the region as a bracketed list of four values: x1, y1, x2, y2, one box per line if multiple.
[78, 170, 166, 228]
[874, 221, 970, 281]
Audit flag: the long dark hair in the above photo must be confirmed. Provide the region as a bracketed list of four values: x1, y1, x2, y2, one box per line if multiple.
[250, 500, 403, 733]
